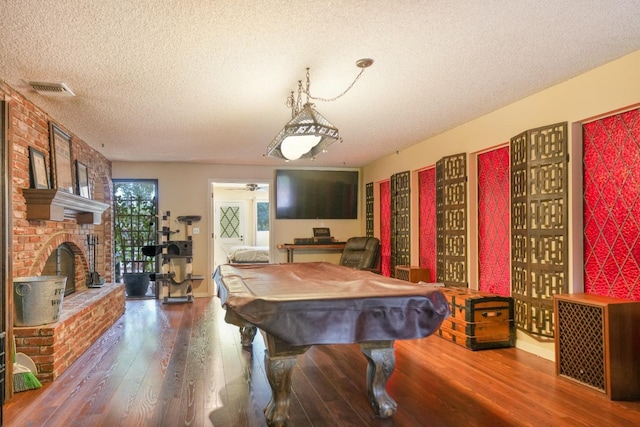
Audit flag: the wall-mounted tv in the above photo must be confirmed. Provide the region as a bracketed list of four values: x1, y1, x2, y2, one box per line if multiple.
[275, 169, 359, 219]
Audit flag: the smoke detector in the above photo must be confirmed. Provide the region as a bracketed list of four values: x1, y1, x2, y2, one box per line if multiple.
[27, 81, 75, 96]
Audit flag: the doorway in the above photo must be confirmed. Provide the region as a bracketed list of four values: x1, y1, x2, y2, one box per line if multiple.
[113, 179, 159, 299]
[211, 182, 270, 270]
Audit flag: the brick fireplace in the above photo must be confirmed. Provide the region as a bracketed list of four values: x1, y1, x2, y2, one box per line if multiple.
[12, 235, 124, 383]
[13, 282, 125, 382]
[3, 80, 123, 384]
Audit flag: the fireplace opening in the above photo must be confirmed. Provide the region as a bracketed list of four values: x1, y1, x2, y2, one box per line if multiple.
[42, 243, 76, 296]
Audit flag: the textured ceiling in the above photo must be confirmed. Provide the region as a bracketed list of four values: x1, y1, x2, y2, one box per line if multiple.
[1, 1, 640, 167]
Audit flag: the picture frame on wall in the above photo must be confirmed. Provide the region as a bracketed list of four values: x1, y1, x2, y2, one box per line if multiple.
[49, 122, 74, 193]
[29, 147, 50, 189]
[76, 161, 90, 198]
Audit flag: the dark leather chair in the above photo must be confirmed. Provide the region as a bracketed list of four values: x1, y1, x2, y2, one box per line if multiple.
[339, 237, 381, 272]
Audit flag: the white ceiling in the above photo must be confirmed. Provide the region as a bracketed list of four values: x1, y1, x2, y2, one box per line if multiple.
[1, 1, 640, 167]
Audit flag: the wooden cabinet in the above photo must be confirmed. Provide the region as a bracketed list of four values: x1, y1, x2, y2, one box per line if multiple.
[554, 293, 640, 400]
[395, 265, 431, 283]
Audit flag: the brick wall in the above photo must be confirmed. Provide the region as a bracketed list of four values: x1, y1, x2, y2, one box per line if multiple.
[2, 79, 123, 384]
[1, 80, 114, 283]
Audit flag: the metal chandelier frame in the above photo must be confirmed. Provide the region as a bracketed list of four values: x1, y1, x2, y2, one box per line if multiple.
[266, 59, 373, 161]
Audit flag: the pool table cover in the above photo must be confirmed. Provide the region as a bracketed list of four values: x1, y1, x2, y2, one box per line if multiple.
[214, 262, 450, 346]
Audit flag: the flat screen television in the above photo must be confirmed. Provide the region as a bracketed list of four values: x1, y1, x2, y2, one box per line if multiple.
[275, 169, 359, 219]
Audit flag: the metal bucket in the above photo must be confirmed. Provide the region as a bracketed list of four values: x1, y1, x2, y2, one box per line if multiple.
[14, 276, 67, 326]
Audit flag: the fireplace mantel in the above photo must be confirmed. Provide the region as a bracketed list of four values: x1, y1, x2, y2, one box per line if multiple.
[23, 189, 110, 224]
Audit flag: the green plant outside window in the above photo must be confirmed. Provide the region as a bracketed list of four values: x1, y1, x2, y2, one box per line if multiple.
[257, 202, 269, 231]
[113, 180, 158, 277]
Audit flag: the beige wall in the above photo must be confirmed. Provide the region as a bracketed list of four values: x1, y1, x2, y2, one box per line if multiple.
[362, 50, 640, 360]
[363, 51, 640, 181]
[114, 50, 640, 361]
[111, 162, 363, 296]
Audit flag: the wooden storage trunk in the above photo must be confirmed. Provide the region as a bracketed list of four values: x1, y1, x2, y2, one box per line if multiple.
[436, 287, 515, 350]
[395, 265, 431, 283]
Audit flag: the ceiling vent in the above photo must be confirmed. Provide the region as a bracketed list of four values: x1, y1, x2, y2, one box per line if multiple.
[27, 81, 75, 96]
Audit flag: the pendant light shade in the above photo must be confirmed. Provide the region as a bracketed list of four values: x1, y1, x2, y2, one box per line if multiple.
[265, 59, 372, 161]
[266, 104, 339, 160]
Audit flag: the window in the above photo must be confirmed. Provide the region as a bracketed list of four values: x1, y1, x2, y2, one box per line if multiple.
[257, 201, 269, 231]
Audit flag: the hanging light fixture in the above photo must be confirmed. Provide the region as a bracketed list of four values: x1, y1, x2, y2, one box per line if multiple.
[266, 58, 373, 161]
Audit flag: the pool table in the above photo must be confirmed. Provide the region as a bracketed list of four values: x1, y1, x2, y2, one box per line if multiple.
[213, 262, 449, 426]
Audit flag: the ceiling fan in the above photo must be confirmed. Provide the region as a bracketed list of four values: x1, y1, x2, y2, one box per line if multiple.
[228, 183, 268, 192]
[218, 182, 269, 192]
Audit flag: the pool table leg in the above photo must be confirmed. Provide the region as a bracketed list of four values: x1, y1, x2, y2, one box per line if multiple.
[239, 326, 257, 346]
[262, 333, 310, 427]
[264, 353, 297, 426]
[222, 310, 257, 347]
[360, 340, 397, 418]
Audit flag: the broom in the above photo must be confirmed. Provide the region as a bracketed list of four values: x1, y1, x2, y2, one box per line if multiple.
[13, 337, 42, 392]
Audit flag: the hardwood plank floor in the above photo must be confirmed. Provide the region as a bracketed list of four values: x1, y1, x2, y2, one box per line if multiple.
[4, 297, 640, 426]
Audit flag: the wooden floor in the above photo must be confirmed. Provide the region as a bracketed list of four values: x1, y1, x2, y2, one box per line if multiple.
[4, 297, 640, 426]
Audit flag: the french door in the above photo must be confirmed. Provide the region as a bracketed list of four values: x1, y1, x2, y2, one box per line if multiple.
[214, 201, 247, 266]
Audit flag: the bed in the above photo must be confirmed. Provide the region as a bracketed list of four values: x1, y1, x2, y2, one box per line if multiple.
[227, 245, 270, 264]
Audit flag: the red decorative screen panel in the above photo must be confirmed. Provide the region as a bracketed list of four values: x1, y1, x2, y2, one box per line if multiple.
[477, 147, 511, 296]
[583, 108, 640, 300]
[380, 180, 391, 277]
[418, 168, 436, 281]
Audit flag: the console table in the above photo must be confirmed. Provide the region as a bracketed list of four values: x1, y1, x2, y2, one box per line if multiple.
[277, 242, 346, 262]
